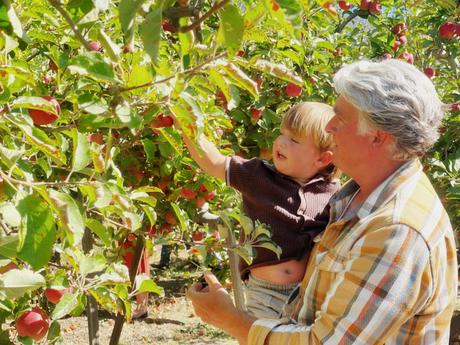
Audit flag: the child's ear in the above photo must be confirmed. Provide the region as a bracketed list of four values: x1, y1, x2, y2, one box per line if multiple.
[317, 150, 333, 168]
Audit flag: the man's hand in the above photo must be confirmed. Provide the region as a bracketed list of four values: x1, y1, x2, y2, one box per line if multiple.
[187, 271, 255, 345]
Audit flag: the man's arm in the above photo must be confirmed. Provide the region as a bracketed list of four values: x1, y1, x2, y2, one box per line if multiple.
[187, 272, 256, 345]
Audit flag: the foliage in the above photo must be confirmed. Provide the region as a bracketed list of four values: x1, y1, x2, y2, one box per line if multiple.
[0, 0, 458, 343]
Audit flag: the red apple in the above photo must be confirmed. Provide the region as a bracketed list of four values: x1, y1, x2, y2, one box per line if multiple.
[16, 307, 50, 341]
[198, 184, 208, 193]
[322, 2, 337, 16]
[165, 211, 177, 225]
[152, 114, 174, 128]
[398, 52, 414, 64]
[191, 231, 205, 242]
[250, 108, 263, 121]
[439, 22, 457, 40]
[181, 187, 197, 199]
[45, 287, 72, 304]
[450, 103, 459, 112]
[237, 50, 245, 57]
[285, 83, 302, 97]
[162, 20, 177, 33]
[204, 190, 216, 201]
[360, 0, 371, 10]
[157, 179, 169, 192]
[392, 40, 401, 51]
[145, 225, 157, 237]
[195, 197, 206, 209]
[382, 53, 393, 60]
[271, 0, 280, 11]
[28, 96, 60, 125]
[393, 23, 408, 36]
[89, 41, 102, 52]
[159, 224, 172, 235]
[423, 67, 435, 78]
[88, 132, 104, 145]
[338, 1, 352, 11]
[369, 1, 381, 15]
[397, 35, 407, 45]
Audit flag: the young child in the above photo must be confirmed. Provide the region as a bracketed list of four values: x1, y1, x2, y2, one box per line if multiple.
[178, 102, 339, 318]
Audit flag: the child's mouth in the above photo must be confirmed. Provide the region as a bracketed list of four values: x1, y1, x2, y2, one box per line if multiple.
[276, 151, 286, 159]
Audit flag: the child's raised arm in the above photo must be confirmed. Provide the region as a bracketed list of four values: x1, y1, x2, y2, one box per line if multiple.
[178, 124, 227, 181]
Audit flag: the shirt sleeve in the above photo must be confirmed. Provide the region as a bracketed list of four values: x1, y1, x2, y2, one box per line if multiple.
[248, 224, 434, 345]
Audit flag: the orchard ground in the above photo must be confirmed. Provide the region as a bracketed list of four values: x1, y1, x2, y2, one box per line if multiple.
[58, 246, 238, 345]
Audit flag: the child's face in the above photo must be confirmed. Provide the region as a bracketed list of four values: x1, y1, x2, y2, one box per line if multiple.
[272, 127, 323, 183]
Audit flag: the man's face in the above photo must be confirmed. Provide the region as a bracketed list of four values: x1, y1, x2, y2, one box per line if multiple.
[326, 96, 374, 177]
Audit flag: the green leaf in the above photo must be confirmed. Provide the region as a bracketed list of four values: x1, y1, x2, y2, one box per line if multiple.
[46, 190, 85, 246]
[231, 246, 253, 265]
[79, 255, 106, 276]
[246, 59, 304, 86]
[85, 219, 111, 247]
[68, 52, 115, 82]
[16, 194, 56, 270]
[256, 242, 282, 259]
[239, 214, 254, 237]
[170, 202, 186, 231]
[218, 4, 244, 57]
[178, 17, 193, 62]
[2, 0, 27, 42]
[11, 96, 59, 116]
[98, 28, 121, 62]
[0, 235, 18, 259]
[135, 275, 164, 295]
[46, 321, 61, 343]
[218, 62, 259, 99]
[71, 129, 91, 172]
[51, 292, 80, 320]
[0, 269, 45, 299]
[157, 128, 183, 155]
[118, 0, 146, 44]
[139, 8, 162, 64]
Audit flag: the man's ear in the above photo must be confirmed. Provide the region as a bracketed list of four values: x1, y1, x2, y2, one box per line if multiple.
[317, 150, 333, 168]
[372, 129, 392, 147]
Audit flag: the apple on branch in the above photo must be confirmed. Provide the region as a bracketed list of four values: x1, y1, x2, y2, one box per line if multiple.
[28, 96, 60, 126]
[15, 307, 50, 341]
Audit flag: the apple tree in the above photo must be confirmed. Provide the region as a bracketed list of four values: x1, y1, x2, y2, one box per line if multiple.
[0, 0, 458, 344]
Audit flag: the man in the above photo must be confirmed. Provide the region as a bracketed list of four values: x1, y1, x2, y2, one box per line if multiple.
[187, 59, 458, 345]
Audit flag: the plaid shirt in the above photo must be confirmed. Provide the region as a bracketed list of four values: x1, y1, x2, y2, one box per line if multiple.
[248, 160, 457, 344]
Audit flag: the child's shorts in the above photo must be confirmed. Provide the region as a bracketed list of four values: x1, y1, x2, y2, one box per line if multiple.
[244, 273, 299, 319]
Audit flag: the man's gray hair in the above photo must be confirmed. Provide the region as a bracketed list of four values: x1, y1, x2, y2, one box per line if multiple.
[333, 59, 446, 160]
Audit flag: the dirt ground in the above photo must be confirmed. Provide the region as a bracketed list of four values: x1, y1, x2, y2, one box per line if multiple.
[58, 249, 238, 345]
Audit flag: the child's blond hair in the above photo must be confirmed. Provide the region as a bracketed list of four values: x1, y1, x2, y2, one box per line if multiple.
[281, 102, 340, 181]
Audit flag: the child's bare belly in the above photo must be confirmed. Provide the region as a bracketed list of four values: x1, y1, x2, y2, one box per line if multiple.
[250, 257, 308, 285]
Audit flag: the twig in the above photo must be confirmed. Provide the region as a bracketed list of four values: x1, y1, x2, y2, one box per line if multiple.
[335, 11, 359, 33]
[48, 0, 92, 51]
[0, 170, 87, 187]
[179, 0, 230, 33]
[119, 52, 226, 92]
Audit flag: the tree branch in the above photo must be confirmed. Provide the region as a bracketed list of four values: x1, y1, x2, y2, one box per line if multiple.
[179, 0, 230, 33]
[48, 0, 92, 51]
[335, 11, 359, 33]
[119, 51, 226, 92]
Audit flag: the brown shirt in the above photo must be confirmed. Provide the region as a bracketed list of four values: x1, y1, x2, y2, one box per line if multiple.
[226, 156, 339, 279]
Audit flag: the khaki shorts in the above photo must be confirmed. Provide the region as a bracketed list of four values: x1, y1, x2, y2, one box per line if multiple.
[244, 273, 299, 319]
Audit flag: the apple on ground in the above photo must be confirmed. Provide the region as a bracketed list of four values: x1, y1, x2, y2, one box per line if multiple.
[15, 307, 50, 341]
[28, 96, 60, 125]
[285, 83, 302, 97]
[45, 287, 72, 304]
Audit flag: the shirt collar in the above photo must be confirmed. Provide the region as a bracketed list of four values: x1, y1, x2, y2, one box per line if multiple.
[330, 159, 422, 220]
[262, 160, 327, 186]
